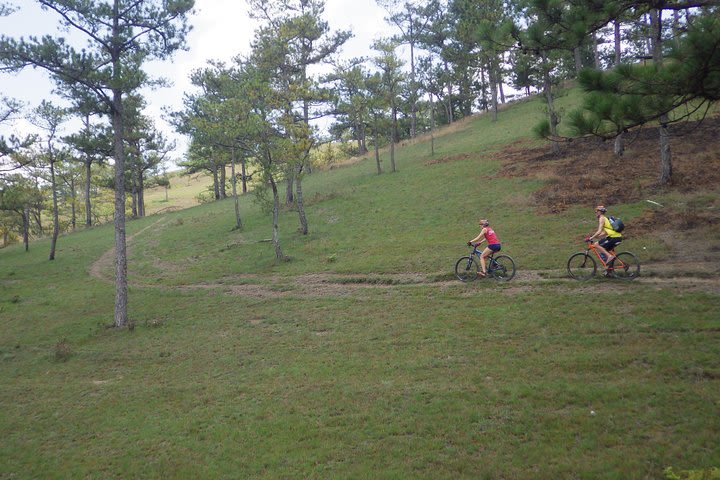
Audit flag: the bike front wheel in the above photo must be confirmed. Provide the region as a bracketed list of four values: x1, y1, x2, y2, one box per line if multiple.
[455, 256, 479, 282]
[489, 254, 516, 281]
[611, 252, 640, 280]
[567, 252, 597, 280]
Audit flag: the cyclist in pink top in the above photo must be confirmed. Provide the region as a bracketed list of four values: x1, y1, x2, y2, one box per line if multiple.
[467, 219, 502, 277]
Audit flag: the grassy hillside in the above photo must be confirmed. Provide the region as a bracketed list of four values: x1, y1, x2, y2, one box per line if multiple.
[1, 91, 719, 479]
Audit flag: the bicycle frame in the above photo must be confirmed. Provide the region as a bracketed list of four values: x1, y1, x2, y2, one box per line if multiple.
[470, 246, 500, 270]
[585, 241, 627, 270]
[471, 245, 493, 260]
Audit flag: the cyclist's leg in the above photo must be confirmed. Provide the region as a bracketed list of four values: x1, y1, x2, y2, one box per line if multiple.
[599, 237, 621, 265]
[595, 238, 613, 265]
[479, 247, 493, 275]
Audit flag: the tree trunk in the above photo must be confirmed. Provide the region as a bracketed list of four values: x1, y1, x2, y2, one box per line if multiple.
[614, 20, 622, 65]
[409, 37, 417, 138]
[219, 164, 226, 199]
[659, 121, 672, 184]
[444, 60, 453, 124]
[430, 93, 436, 157]
[70, 176, 76, 230]
[211, 164, 220, 200]
[390, 137, 396, 173]
[359, 122, 367, 154]
[573, 46, 583, 75]
[230, 146, 242, 230]
[49, 159, 59, 261]
[138, 172, 145, 217]
[592, 32, 600, 69]
[490, 60, 499, 122]
[285, 168, 294, 207]
[269, 174, 284, 260]
[542, 53, 560, 155]
[650, 8, 673, 185]
[241, 157, 248, 194]
[498, 59, 506, 104]
[22, 206, 29, 252]
[614, 131, 625, 157]
[111, 87, 128, 329]
[33, 208, 42, 236]
[373, 118, 382, 175]
[84, 159, 92, 227]
[296, 164, 308, 235]
[131, 169, 138, 218]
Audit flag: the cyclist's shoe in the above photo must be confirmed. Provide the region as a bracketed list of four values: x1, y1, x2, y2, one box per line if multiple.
[478, 271, 487, 278]
[602, 269, 614, 278]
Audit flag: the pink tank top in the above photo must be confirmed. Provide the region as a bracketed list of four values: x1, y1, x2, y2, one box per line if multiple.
[484, 228, 500, 245]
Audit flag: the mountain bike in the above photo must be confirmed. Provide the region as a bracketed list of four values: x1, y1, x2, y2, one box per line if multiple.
[567, 238, 640, 280]
[455, 245, 516, 282]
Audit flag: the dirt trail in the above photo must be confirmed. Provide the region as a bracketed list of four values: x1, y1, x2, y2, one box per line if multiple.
[89, 219, 166, 282]
[90, 223, 720, 297]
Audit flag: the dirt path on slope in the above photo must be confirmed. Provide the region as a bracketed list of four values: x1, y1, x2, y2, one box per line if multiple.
[90, 224, 720, 297]
[89, 219, 166, 282]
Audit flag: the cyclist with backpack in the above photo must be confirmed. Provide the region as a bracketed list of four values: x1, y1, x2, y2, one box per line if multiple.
[467, 219, 502, 277]
[587, 205, 622, 266]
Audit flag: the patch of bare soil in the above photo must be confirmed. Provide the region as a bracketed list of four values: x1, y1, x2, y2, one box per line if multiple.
[496, 117, 720, 213]
[89, 219, 166, 281]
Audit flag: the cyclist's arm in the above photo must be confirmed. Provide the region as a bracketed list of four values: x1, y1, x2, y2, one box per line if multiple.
[469, 228, 487, 245]
[588, 217, 604, 241]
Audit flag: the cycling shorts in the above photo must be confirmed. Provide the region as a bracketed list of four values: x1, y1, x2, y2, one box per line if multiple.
[599, 237, 622, 251]
[488, 244, 502, 252]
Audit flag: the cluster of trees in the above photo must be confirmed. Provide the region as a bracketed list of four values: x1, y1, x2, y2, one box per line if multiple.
[181, 0, 720, 259]
[0, 96, 172, 252]
[1, 0, 718, 329]
[1, 0, 193, 327]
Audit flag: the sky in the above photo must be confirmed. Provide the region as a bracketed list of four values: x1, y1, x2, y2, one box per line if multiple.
[0, 0, 390, 164]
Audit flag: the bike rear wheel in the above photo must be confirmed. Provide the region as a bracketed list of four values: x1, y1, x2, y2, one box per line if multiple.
[455, 256, 479, 282]
[567, 252, 597, 280]
[611, 252, 640, 280]
[489, 254, 516, 281]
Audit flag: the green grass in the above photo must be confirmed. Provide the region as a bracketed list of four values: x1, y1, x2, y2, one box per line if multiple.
[1, 90, 719, 479]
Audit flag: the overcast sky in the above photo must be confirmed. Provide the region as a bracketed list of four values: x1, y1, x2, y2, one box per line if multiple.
[0, 0, 390, 163]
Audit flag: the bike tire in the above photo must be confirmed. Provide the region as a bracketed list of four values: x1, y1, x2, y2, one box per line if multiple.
[611, 252, 640, 280]
[455, 256, 479, 282]
[567, 252, 597, 280]
[489, 254, 516, 281]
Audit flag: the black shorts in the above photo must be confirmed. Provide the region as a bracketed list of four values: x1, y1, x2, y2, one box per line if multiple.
[599, 237, 622, 251]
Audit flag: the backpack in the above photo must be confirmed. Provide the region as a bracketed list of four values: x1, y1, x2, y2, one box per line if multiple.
[609, 216, 625, 232]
